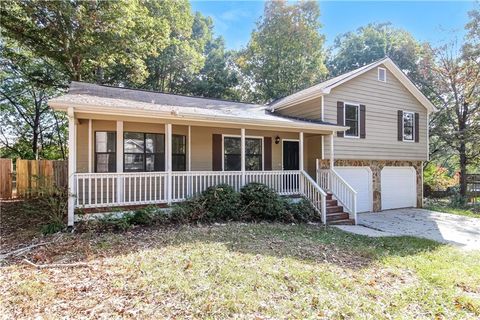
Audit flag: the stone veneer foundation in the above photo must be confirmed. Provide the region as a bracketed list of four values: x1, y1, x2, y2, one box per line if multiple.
[319, 159, 423, 212]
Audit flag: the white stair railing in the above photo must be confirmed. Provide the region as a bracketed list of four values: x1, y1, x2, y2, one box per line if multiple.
[317, 168, 357, 223]
[300, 170, 328, 224]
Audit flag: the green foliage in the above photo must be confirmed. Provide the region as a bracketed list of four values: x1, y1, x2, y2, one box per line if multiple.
[188, 37, 240, 100]
[327, 22, 429, 89]
[240, 183, 286, 221]
[284, 198, 319, 223]
[423, 163, 458, 191]
[41, 221, 65, 235]
[0, 40, 68, 160]
[0, 0, 172, 83]
[200, 184, 241, 221]
[237, 1, 327, 103]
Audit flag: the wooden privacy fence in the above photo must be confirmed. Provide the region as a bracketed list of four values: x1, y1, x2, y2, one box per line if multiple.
[0, 159, 67, 199]
[0, 158, 13, 199]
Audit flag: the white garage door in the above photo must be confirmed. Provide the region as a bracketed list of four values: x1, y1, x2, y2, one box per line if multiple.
[335, 167, 372, 213]
[381, 167, 416, 210]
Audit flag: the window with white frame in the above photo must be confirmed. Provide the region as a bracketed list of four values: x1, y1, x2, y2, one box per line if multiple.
[95, 132, 116, 173]
[344, 104, 359, 137]
[378, 67, 386, 82]
[402, 111, 415, 141]
[124, 132, 165, 172]
[223, 136, 262, 171]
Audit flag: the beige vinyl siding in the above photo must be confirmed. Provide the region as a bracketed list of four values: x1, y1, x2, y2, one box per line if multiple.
[75, 120, 320, 174]
[276, 97, 322, 120]
[323, 64, 428, 161]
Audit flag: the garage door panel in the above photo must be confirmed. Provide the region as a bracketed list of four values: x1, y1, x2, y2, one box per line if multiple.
[381, 167, 416, 210]
[335, 167, 372, 213]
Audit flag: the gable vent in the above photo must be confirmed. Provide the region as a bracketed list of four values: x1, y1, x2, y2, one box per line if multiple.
[378, 67, 386, 82]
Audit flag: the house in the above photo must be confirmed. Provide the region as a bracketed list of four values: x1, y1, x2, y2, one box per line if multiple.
[48, 57, 436, 227]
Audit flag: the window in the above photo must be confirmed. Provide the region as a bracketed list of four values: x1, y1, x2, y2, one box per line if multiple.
[124, 132, 165, 172]
[245, 138, 262, 171]
[344, 104, 359, 137]
[172, 135, 186, 171]
[378, 67, 386, 82]
[403, 111, 414, 141]
[223, 136, 263, 171]
[95, 132, 116, 173]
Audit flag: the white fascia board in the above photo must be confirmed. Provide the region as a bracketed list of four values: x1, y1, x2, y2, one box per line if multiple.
[49, 101, 349, 133]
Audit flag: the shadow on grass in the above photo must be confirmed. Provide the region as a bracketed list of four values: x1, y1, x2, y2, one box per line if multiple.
[1, 199, 446, 270]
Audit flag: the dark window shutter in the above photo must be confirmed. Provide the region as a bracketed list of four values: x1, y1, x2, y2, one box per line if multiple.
[264, 137, 272, 170]
[360, 104, 366, 139]
[212, 134, 222, 171]
[414, 112, 420, 143]
[337, 101, 344, 137]
[397, 110, 403, 141]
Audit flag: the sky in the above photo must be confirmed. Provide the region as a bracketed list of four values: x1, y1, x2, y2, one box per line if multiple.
[190, 1, 477, 50]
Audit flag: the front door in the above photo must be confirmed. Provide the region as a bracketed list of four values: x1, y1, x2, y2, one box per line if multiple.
[283, 140, 299, 170]
[283, 140, 299, 192]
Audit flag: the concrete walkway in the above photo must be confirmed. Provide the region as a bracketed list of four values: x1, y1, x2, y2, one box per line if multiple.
[358, 208, 480, 250]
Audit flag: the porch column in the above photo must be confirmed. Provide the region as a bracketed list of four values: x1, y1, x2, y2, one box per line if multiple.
[67, 107, 76, 227]
[241, 128, 245, 186]
[187, 125, 192, 196]
[299, 132, 304, 171]
[330, 134, 334, 169]
[165, 123, 172, 203]
[116, 121, 124, 203]
[88, 119, 92, 172]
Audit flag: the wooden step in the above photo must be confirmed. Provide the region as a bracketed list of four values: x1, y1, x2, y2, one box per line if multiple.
[326, 212, 350, 221]
[326, 205, 343, 214]
[328, 219, 355, 225]
[326, 193, 333, 200]
[326, 199, 338, 207]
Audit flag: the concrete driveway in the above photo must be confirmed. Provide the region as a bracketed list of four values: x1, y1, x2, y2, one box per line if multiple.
[358, 208, 480, 250]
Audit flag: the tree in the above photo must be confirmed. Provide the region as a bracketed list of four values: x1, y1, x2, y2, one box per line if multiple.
[0, 41, 68, 159]
[428, 9, 480, 197]
[188, 37, 240, 100]
[142, 10, 211, 93]
[237, 0, 327, 103]
[327, 23, 431, 90]
[0, 0, 172, 84]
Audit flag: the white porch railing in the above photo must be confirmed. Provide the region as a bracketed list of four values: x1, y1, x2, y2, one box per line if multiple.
[74, 170, 302, 207]
[317, 167, 357, 223]
[300, 170, 327, 224]
[74, 170, 330, 223]
[74, 172, 168, 208]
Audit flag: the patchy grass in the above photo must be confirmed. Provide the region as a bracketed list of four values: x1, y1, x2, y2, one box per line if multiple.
[425, 198, 480, 219]
[1, 218, 479, 319]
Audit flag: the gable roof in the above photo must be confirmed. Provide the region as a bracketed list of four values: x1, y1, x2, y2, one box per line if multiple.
[49, 82, 346, 133]
[269, 57, 437, 113]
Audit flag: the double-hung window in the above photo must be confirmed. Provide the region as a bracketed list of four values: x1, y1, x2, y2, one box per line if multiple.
[223, 136, 262, 171]
[172, 135, 186, 171]
[402, 111, 414, 141]
[344, 104, 360, 137]
[95, 132, 116, 173]
[124, 132, 165, 172]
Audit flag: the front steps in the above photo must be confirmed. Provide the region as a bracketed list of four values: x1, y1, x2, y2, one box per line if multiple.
[326, 193, 355, 225]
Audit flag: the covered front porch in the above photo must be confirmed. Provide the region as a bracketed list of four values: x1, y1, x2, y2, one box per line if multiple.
[68, 114, 335, 225]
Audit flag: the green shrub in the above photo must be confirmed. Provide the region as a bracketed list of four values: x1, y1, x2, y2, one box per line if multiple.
[170, 198, 207, 223]
[130, 206, 154, 225]
[285, 198, 318, 223]
[200, 184, 241, 221]
[99, 212, 134, 231]
[240, 183, 286, 221]
[41, 221, 65, 235]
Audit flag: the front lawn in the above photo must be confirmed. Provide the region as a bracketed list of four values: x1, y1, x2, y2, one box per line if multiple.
[1, 218, 479, 318]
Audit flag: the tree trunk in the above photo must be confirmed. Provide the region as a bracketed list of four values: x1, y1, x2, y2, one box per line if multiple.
[459, 142, 468, 198]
